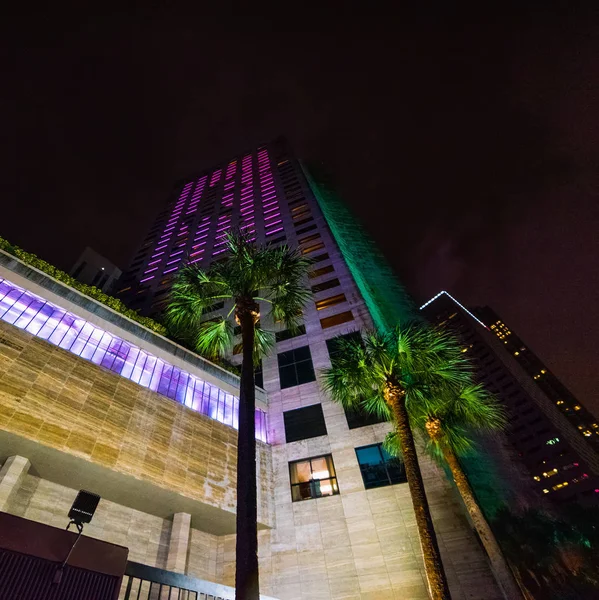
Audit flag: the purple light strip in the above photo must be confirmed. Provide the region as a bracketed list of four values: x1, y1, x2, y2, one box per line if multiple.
[163, 266, 179, 274]
[212, 248, 227, 256]
[151, 251, 165, 258]
[0, 277, 268, 442]
[166, 258, 182, 266]
[140, 276, 155, 283]
[144, 267, 159, 274]
[266, 226, 284, 236]
[170, 250, 184, 257]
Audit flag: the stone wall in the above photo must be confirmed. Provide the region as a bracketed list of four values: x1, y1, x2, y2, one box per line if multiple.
[5, 473, 172, 567]
[0, 319, 273, 530]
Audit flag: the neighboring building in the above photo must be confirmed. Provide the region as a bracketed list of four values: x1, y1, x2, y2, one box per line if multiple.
[1, 140, 503, 600]
[70, 246, 121, 292]
[420, 291, 599, 507]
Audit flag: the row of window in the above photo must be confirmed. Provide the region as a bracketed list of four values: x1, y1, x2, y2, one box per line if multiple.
[290, 445, 406, 502]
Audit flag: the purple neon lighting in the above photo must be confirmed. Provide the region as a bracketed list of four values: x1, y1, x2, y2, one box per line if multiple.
[212, 248, 227, 256]
[144, 267, 159, 274]
[266, 226, 284, 236]
[148, 259, 162, 266]
[163, 266, 179, 274]
[140, 276, 155, 283]
[167, 258, 182, 266]
[151, 251, 165, 259]
[0, 277, 267, 441]
[265, 218, 282, 227]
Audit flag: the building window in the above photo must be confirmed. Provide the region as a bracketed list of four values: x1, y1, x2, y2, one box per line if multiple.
[312, 278, 340, 294]
[284, 404, 327, 442]
[289, 455, 339, 502]
[299, 233, 321, 245]
[344, 406, 387, 429]
[277, 345, 316, 388]
[296, 224, 318, 235]
[204, 301, 224, 314]
[311, 253, 330, 263]
[301, 242, 325, 255]
[320, 311, 354, 329]
[72, 261, 87, 278]
[309, 265, 335, 279]
[275, 324, 306, 342]
[293, 217, 314, 227]
[315, 294, 346, 311]
[355, 444, 407, 489]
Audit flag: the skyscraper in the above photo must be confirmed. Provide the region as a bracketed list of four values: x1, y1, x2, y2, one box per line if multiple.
[111, 138, 503, 598]
[420, 291, 599, 507]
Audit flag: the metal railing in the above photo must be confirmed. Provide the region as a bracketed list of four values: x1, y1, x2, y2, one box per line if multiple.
[120, 562, 233, 600]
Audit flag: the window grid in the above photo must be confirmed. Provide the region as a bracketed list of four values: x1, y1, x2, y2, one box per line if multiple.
[289, 454, 339, 502]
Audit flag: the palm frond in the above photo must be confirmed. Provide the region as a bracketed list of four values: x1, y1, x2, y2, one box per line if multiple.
[166, 264, 233, 330]
[193, 318, 234, 359]
[253, 326, 276, 364]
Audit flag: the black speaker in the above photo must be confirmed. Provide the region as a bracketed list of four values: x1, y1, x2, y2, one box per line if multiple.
[68, 490, 101, 525]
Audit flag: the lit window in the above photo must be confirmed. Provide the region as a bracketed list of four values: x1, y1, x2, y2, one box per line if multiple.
[320, 311, 354, 329]
[315, 294, 346, 311]
[573, 405, 581, 411]
[301, 242, 325, 255]
[309, 265, 335, 279]
[355, 443, 407, 490]
[289, 455, 339, 501]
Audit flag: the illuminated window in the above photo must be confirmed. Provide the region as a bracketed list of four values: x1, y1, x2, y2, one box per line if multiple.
[309, 265, 335, 279]
[289, 455, 339, 501]
[315, 294, 346, 311]
[355, 443, 407, 489]
[320, 311, 354, 329]
[301, 242, 325, 255]
[574, 405, 581, 411]
[299, 233, 321, 245]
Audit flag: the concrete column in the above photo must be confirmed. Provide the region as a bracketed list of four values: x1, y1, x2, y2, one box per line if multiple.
[0, 455, 31, 512]
[166, 512, 191, 574]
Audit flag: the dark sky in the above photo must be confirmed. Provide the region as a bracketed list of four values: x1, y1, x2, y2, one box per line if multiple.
[4, 10, 598, 415]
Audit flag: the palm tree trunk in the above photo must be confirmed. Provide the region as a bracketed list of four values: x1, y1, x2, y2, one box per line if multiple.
[441, 445, 523, 599]
[390, 392, 452, 600]
[235, 308, 259, 600]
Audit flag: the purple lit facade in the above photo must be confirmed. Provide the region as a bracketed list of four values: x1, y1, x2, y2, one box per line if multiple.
[118, 142, 288, 317]
[0, 277, 268, 442]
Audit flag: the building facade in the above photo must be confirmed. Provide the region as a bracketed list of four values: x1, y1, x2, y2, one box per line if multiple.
[70, 246, 122, 293]
[420, 291, 599, 508]
[1, 140, 504, 599]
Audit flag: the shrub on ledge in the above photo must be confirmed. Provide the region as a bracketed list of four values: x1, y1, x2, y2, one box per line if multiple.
[0, 235, 168, 336]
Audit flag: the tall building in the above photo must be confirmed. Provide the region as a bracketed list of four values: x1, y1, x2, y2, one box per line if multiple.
[70, 246, 122, 293]
[420, 291, 599, 507]
[0, 141, 504, 599]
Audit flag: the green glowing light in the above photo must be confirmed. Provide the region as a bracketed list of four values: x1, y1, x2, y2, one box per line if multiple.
[301, 163, 416, 332]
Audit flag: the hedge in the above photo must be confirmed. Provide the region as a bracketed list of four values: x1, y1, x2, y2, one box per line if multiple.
[0, 236, 168, 336]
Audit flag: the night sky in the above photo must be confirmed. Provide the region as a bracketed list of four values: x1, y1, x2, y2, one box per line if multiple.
[4, 10, 598, 415]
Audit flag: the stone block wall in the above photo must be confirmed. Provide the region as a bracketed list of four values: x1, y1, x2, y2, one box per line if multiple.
[0, 319, 272, 527]
[6, 473, 172, 567]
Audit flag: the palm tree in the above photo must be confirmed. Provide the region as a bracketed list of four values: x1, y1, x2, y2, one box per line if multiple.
[386, 383, 523, 599]
[322, 323, 471, 600]
[167, 232, 312, 600]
